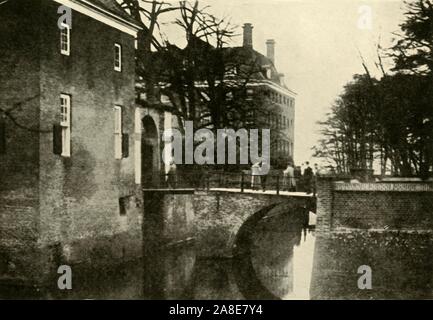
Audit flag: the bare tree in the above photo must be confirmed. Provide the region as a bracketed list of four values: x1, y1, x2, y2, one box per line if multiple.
[119, 0, 180, 102]
[153, 1, 276, 132]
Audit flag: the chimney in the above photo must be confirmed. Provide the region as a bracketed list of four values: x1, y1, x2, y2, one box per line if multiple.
[243, 23, 253, 48]
[266, 39, 276, 65]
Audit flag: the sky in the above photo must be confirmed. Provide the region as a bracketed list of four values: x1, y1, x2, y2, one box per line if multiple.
[151, 0, 407, 165]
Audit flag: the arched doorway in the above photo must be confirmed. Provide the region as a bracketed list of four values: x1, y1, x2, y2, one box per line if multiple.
[141, 116, 159, 187]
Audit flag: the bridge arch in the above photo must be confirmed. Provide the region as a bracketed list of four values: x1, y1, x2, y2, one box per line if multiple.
[232, 203, 280, 300]
[194, 191, 315, 258]
[232, 201, 312, 299]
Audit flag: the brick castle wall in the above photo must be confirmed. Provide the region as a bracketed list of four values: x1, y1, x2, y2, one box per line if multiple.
[37, 1, 142, 276]
[0, 0, 142, 288]
[0, 0, 42, 280]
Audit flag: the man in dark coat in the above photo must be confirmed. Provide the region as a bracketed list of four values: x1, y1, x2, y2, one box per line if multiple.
[303, 162, 313, 194]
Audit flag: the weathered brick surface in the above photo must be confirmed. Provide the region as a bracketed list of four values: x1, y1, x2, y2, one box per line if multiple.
[193, 191, 310, 257]
[315, 177, 333, 233]
[311, 230, 433, 299]
[0, 1, 42, 282]
[143, 190, 311, 258]
[0, 0, 142, 287]
[311, 178, 433, 299]
[333, 191, 433, 229]
[161, 194, 195, 241]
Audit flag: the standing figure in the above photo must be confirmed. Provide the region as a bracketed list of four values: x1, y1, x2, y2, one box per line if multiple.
[166, 161, 177, 189]
[251, 162, 261, 190]
[313, 163, 320, 176]
[303, 161, 314, 194]
[283, 163, 296, 191]
[260, 165, 268, 192]
[294, 166, 302, 191]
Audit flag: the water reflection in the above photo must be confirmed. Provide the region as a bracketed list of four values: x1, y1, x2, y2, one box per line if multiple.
[0, 206, 315, 299]
[144, 206, 316, 300]
[241, 206, 315, 300]
[284, 229, 315, 299]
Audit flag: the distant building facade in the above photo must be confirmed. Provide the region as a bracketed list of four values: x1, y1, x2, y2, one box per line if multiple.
[146, 23, 296, 172]
[0, 0, 143, 289]
[239, 23, 296, 168]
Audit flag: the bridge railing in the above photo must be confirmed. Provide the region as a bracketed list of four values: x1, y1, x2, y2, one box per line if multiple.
[142, 171, 309, 195]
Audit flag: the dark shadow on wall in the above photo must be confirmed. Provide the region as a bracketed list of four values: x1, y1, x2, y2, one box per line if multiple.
[63, 144, 97, 201]
[232, 203, 280, 300]
[232, 201, 309, 300]
[142, 191, 165, 299]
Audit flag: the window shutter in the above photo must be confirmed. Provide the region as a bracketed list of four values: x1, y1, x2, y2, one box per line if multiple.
[53, 124, 63, 155]
[122, 133, 129, 158]
[0, 119, 5, 154]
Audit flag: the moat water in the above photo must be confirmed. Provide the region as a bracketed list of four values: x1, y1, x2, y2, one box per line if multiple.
[0, 208, 316, 300]
[142, 208, 316, 300]
[4, 204, 432, 299]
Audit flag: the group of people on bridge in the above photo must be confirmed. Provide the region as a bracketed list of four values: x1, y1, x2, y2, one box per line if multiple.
[251, 161, 320, 195]
[163, 160, 321, 195]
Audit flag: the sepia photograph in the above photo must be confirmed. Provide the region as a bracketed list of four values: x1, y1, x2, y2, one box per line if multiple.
[0, 0, 433, 304]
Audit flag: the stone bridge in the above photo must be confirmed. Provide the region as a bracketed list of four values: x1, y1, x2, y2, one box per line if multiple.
[142, 189, 315, 257]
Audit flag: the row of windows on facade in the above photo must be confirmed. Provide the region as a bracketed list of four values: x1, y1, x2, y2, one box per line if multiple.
[53, 94, 128, 159]
[272, 140, 293, 156]
[60, 23, 122, 72]
[0, 106, 291, 158]
[268, 91, 294, 107]
[268, 113, 293, 130]
[235, 110, 294, 130]
[196, 109, 292, 131]
[227, 89, 294, 108]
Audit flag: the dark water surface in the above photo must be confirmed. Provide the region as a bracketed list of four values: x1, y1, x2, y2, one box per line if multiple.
[0, 207, 315, 299]
[143, 208, 315, 300]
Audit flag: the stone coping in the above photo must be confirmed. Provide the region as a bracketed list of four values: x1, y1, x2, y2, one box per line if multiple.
[333, 182, 433, 192]
[142, 188, 195, 194]
[209, 188, 313, 197]
[141, 188, 314, 197]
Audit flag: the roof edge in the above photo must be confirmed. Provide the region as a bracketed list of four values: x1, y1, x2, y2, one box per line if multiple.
[54, 0, 142, 36]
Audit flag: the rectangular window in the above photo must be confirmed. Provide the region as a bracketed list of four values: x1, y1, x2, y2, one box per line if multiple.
[119, 196, 128, 216]
[60, 23, 70, 56]
[246, 89, 254, 101]
[60, 94, 71, 157]
[114, 43, 122, 72]
[114, 106, 122, 159]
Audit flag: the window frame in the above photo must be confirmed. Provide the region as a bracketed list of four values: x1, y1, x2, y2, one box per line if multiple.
[60, 23, 70, 56]
[60, 94, 71, 157]
[114, 106, 123, 159]
[114, 43, 122, 72]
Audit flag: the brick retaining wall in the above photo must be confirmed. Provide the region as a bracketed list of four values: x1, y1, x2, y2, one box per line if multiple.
[311, 178, 433, 299]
